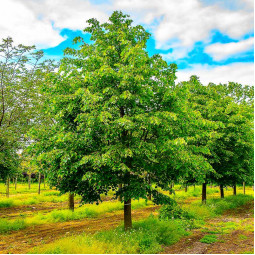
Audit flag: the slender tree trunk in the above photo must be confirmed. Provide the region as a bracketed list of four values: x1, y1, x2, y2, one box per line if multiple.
[124, 198, 132, 231]
[28, 174, 31, 189]
[243, 182, 245, 195]
[169, 182, 173, 195]
[44, 176, 46, 188]
[194, 184, 195, 190]
[118, 184, 122, 201]
[233, 184, 237, 195]
[210, 183, 212, 188]
[68, 193, 74, 211]
[220, 184, 224, 198]
[15, 177, 17, 190]
[147, 174, 151, 200]
[202, 183, 207, 204]
[6, 177, 10, 198]
[185, 185, 188, 192]
[38, 172, 41, 195]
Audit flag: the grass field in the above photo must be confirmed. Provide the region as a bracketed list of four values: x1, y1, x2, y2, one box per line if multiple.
[0, 182, 253, 254]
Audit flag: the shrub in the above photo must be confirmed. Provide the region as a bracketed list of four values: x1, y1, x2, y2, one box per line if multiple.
[159, 200, 194, 220]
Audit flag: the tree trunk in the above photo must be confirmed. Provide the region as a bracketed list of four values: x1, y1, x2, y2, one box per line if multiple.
[124, 198, 132, 231]
[44, 176, 46, 188]
[202, 183, 206, 204]
[28, 174, 31, 189]
[169, 183, 173, 195]
[185, 185, 188, 192]
[118, 184, 122, 201]
[147, 174, 151, 200]
[233, 184, 237, 195]
[38, 172, 41, 195]
[243, 182, 245, 195]
[68, 193, 74, 211]
[194, 184, 196, 190]
[15, 177, 17, 190]
[6, 177, 10, 198]
[220, 184, 224, 198]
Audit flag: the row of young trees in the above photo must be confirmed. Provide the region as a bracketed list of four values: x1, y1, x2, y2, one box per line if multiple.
[1, 11, 253, 230]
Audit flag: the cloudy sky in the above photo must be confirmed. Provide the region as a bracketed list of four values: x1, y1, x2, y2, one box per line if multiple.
[1, 0, 254, 85]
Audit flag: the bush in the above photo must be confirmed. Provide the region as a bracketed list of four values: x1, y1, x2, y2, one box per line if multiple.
[159, 200, 194, 220]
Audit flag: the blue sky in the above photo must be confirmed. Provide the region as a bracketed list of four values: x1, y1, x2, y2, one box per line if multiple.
[1, 0, 254, 85]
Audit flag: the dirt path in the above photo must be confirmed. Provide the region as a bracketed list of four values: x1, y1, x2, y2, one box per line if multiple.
[0, 205, 159, 254]
[163, 200, 254, 254]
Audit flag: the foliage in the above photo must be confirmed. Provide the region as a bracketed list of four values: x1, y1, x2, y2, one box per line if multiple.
[159, 202, 195, 220]
[179, 77, 254, 189]
[28, 12, 213, 226]
[0, 37, 55, 180]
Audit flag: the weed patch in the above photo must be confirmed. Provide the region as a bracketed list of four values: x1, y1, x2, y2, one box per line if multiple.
[200, 234, 218, 244]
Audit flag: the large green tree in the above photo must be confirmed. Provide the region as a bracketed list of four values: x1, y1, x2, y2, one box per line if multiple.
[29, 11, 213, 229]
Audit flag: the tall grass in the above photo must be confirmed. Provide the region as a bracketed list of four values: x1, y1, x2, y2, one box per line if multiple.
[0, 219, 27, 234]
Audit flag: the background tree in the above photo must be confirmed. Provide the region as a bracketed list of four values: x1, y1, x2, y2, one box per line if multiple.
[0, 37, 55, 182]
[181, 76, 254, 201]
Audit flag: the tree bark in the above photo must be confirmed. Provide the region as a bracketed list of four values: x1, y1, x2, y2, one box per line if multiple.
[118, 184, 122, 201]
[28, 174, 31, 189]
[68, 193, 74, 211]
[15, 177, 17, 190]
[124, 198, 132, 231]
[202, 183, 207, 204]
[6, 177, 10, 198]
[233, 184, 237, 195]
[243, 182, 245, 195]
[220, 184, 224, 198]
[185, 185, 188, 192]
[44, 176, 46, 188]
[169, 182, 173, 195]
[38, 172, 41, 195]
[147, 174, 151, 200]
[194, 184, 196, 190]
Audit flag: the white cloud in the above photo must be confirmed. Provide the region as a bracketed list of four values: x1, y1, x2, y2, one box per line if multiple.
[205, 37, 254, 61]
[0, 0, 108, 48]
[0, 0, 65, 48]
[113, 0, 253, 54]
[0, 0, 253, 58]
[176, 62, 254, 85]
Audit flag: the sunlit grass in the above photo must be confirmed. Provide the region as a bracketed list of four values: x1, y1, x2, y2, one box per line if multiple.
[0, 199, 153, 233]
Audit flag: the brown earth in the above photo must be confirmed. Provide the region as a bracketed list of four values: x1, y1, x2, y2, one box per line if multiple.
[163, 200, 254, 254]
[0, 205, 159, 254]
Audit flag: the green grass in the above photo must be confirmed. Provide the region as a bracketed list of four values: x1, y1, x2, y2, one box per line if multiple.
[0, 199, 153, 234]
[0, 218, 27, 234]
[31, 216, 189, 254]
[29, 199, 152, 223]
[0, 199, 14, 208]
[182, 194, 254, 220]
[200, 234, 218, 244]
